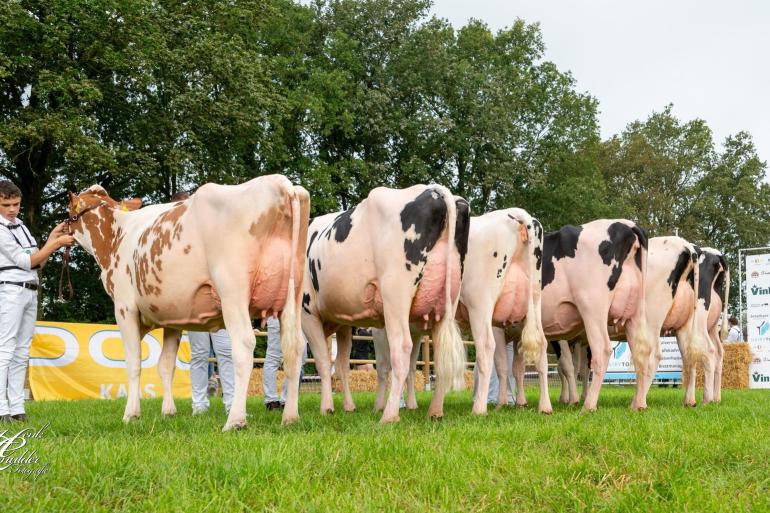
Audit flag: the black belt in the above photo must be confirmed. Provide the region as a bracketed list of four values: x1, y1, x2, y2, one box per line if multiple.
[0, 281, 38, 291]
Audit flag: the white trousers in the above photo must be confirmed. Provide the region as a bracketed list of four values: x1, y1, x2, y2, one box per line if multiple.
[263, 317, 308, 403]
[0, 284, 37, 416]
[187, 329, 235, 412]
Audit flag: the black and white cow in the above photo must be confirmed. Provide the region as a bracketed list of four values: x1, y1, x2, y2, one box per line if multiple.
[300, 185, 470, 423]
[504, 219, 653, 411]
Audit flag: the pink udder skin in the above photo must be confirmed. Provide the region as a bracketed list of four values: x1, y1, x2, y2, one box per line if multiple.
[249, 240, 291, 315]
[492, 265, 529, 325]
[410, 241, 461, 321]
[662, 286, 694, 331]
[608, 270, 640, 323]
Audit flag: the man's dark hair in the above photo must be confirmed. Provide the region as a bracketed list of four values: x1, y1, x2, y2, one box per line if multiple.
[729, 316, 739, 325]
[170, 191, 190, 201]
[0, 180, 22, 200]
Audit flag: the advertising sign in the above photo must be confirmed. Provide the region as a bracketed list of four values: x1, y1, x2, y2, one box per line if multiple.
[29, 321, 192, 400]
[746, 253, 770, 388]
[604, 337, 682, 382]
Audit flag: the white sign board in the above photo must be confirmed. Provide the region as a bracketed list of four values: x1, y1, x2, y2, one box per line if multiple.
[746, 253, 770, 388]
[604, 337, 682, 382]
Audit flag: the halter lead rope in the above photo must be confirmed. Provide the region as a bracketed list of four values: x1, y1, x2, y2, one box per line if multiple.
[57, 201, 105, 301]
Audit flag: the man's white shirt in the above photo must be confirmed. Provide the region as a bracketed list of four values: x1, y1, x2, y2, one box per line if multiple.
[0, 217, 39, 283]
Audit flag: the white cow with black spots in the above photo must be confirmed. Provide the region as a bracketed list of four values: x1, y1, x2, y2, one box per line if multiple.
[301, 185, 469, 423]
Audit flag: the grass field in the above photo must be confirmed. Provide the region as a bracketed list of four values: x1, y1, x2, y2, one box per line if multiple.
[2, 387, 769, 512]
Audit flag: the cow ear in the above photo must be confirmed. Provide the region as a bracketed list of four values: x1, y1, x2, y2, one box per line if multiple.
[68, 192, 78, 209]
[120, 198, 142, 211]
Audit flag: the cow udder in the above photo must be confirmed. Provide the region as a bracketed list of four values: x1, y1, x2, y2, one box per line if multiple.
[492, 265, 530, 326]
[409, 240, 461, 322]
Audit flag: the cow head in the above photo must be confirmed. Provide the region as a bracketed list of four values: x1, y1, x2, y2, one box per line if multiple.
[66, 185, 142, 270]
[68, 185, 142, 219]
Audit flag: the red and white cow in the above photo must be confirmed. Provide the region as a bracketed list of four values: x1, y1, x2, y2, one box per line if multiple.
[301, 185, 469, 423]
[66, 176, 309, 430]
[506, 219, 653, 411]
[369, 208, 550, 415]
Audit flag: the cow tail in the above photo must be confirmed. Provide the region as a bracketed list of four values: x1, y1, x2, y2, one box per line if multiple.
[688, 249, 709, 367]
[432, 185, 466, 393]
[509, 210, 544, 365]
[630, 225, 653, 380]
[720, 264, 730, 342]
[280, 185, 309, 376]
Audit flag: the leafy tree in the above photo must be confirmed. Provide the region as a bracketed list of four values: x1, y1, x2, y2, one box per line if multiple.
[599, 105, 770, 310]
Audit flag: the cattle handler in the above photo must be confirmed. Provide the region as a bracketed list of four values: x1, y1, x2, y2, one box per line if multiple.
[0, 180, 74, 423]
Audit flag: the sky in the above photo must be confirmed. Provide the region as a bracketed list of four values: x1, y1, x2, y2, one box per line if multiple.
[430, 0, 770, 165]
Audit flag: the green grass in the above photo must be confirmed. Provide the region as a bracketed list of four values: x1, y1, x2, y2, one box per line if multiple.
[2, 387, 769, 512]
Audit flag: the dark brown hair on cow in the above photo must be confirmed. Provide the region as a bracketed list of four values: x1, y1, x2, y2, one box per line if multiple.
[0, 180, 22, 200]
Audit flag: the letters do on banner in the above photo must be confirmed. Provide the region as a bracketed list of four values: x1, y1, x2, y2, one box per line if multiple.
[29, 321, 192, 400]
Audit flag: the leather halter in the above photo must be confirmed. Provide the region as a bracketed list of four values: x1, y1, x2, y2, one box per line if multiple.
[58, 201, 106, 300]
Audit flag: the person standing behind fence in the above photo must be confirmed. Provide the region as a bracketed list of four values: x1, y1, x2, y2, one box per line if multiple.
[187, 329, 235, 415]
[263, 316, 307, 410]
[168, 191, 235, 416]
[0, 180, 74, 423]
[726, 317, 742, 342]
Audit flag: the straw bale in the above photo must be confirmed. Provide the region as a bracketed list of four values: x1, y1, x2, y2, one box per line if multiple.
[695, 342, 751, 389]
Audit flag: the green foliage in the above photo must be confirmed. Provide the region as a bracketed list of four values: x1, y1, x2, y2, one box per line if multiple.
[3, 389, 770, 511]
[0, 0, 766, 321]
[598, 105, 770, 308]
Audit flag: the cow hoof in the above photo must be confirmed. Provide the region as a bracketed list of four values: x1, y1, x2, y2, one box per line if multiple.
[429, 415, 443, 422]
[162, 410, 177, 417]
[380, 415, 400, 424]
[281, 414, 299, 426]
[539, 408, 553, 416]
[472, 404, 488, 415]
[684, 402, 697, 408]
[222, 421, 247, 432]
[344, 407, 356, 413]
[321, 408, 335, 415]
[516, 402, 528, 409]
[580, 407, 597, 414]
[122, 414, 140, 423]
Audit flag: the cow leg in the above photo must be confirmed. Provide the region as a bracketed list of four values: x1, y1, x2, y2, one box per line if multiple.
[556, 341, 569, 404]
[405, 336, 420, 410]
[302, 314, 334, 415]
[536, 336, 553, 414]
[159, 328, 181, 416]
[712, 328, 724, 403]
[220, 305, 256, 432]
[557, 340, 578, 404]
[701, 334, 718, 405]
[372, 328, 390, 412]
[510, 337, 528, 407]
[116, 314, 147, 423]
[382, 313, 413, 424]
[335, 328, 356, 412]
[578, 343, 590, 403]
[468, 307, 495, 415]
[582, 318, 612, 412]
[626, 321, 652, 411]
[676, 329, 697, 406]
[640, 334, 662, 403]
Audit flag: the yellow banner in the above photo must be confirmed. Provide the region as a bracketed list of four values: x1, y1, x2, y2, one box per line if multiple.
[29, 321, 192, 401]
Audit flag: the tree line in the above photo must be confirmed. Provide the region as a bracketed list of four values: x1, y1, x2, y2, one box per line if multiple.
[1, 0, 767, 322]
